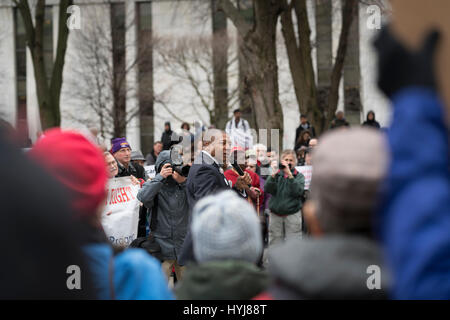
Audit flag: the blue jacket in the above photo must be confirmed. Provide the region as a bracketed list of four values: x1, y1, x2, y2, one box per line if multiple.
[379, 87, 450, 299]
[83, 244, 174, 300]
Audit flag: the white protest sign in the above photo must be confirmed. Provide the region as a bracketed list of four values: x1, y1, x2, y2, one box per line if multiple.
[101, 177, 140, 247]
[296, 166, 312, 190]
[144, 165, 156, 179]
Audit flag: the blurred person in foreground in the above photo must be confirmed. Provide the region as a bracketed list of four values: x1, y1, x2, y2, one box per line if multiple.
[175, 191, 268, 299]
[374, 26, 450, 299]
[256, 128, 390, 299]
[29, 129, 173, 300]
[0, 128, 94, 299]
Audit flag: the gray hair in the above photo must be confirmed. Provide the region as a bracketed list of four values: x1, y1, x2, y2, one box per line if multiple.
[309, 128, 388, 235]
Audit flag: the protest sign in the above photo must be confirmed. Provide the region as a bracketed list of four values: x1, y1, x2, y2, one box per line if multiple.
[101, 177, 140, 247]
[296, 166, 312, 190]
[144, 165, 156, 179]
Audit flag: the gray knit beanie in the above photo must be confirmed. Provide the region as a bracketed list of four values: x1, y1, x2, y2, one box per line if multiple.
[310, 127, 388, 234]
[191, 190, 263, 264]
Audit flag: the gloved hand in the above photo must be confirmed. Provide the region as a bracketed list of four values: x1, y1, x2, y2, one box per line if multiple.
[373, 26, 441, 98]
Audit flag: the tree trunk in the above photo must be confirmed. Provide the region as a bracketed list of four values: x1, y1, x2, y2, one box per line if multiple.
[15, 0, 72, 130]
[218, 0, 283, 148]
[280, 0, 358, 135]
[315, 0, 332, 134]
[280, 0, 322, 134]
[325, 0, 358, 128]
[211, 0, 229, 129]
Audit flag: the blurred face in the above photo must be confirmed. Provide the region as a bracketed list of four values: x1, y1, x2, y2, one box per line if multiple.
[210, 133, 231, 165]
[309, 139, 318, 148]
[255, 146, 267, 161]
[246, 159, 257, 173]
[305, 153, 312, 165]
[154, 143, 163, 155]
[234, 112, 241, 120]
[368, 113, 374, 121]
[301, 116, 307, 124]
[282, 154, 296, 168]
[114, 147, 131, 166]
[105, 154, 118, 178]
[164, 124, 170, 131]
[133, 160, 145, 167]
[303, 132, 311, 141]
[337, 112, 344, 120]
[269, 151, 278, 162]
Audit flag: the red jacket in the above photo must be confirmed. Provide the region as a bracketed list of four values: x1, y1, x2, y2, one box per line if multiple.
[224, 169, 264, 212]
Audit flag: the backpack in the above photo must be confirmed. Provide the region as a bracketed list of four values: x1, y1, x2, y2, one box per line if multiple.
[129, 195, 164, 262]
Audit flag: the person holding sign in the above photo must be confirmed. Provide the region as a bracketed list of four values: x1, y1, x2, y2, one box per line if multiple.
[111, 138, 148, 237]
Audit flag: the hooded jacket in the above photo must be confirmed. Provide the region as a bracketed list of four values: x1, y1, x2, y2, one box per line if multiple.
[362, 111, 381, 129]
[161, 122, 178, 150]
[264, 235, 389, 299]
[175, 260, 268, 300]
[137, 150, 189, 261]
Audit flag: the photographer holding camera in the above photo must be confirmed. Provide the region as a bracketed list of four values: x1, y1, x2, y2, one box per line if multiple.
[137, 150, 189, 281]
[265, 150, 305, 247]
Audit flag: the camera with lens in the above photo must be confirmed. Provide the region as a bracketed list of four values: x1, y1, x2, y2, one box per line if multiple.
[169, 144, 191, 177]
[279, 163, 293, 170]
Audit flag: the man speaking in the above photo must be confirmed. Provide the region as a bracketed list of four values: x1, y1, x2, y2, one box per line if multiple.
[179, 129, 251, 265]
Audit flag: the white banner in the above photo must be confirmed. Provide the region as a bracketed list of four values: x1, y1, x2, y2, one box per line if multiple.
[101, 177, 140, 247]
[296, 166, 312, 190]
[144, 165, 156, 179]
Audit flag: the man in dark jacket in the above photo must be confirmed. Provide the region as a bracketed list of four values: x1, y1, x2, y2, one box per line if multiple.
[330, 111, 350, 129]
[178, 129, 250, 265]
[161, 122, 179, 151]
[294, 115, 316, 149]
[137, 150, 189, 281]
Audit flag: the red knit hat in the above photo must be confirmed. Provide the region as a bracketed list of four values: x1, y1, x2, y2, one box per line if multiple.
[28, 128, 107, 217]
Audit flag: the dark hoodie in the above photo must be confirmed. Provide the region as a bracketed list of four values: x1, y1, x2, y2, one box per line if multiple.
[362, 111, 381, 129]
[175, 260, 268, 300]
[264, 235, 390, 299]
[161, 122, 176, 150]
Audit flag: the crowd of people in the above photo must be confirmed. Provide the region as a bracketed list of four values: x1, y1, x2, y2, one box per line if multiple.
[2, 25, 450, 300]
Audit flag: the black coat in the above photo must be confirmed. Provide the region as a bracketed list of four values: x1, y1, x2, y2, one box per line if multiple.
[294, 122, 316, 150]
[179, 151, 242, 265]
